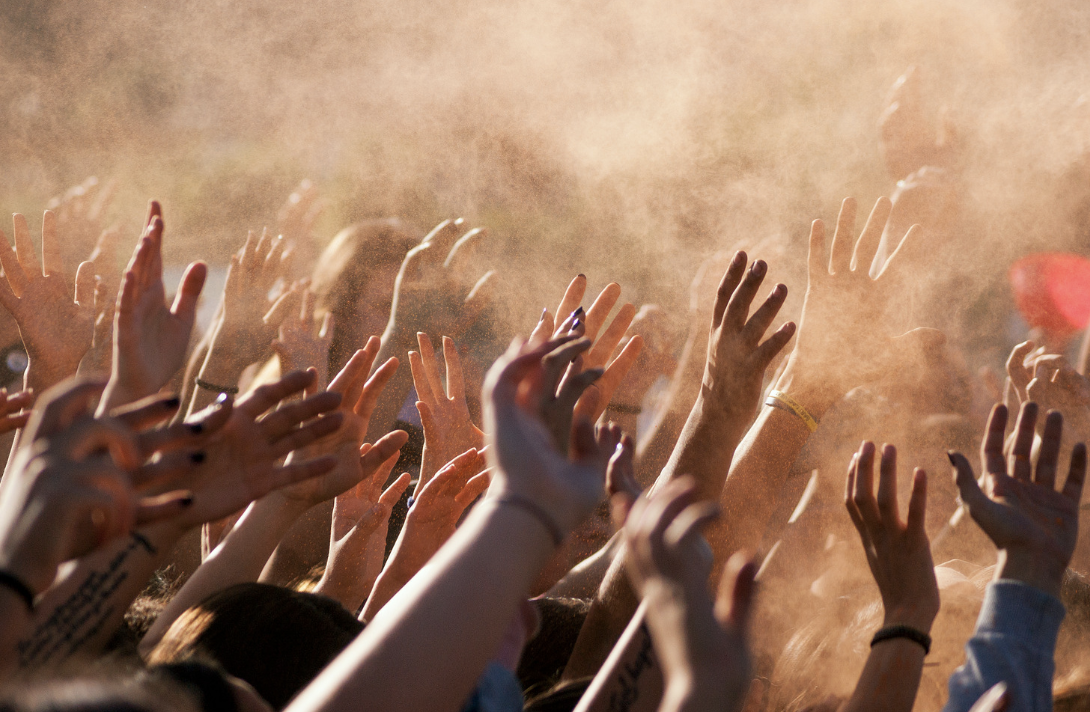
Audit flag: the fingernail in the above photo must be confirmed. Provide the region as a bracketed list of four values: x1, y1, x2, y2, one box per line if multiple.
[572, 306, 584, 318]
[947, 451, 957, 466]
[577, 273, 586, 279]
[540, 307, 548, 320]
[181, 494, 195, 507]
[752, 261, 766, 276]
[164, 396, 181, 409]
[190, 451, 206, 464]
[215, 393, 229, 405]
[572, 319, 582, 330]
[188, 423, 204, 435]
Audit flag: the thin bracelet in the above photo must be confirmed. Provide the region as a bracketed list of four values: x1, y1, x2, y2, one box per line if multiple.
[0, 570, 35, 613]
[870, 625, 931, 655]
[492, 494, 565, 547]
[765, 390, 818, 433]
[607, 403, 642, 415]
[195, 378, 240, 395]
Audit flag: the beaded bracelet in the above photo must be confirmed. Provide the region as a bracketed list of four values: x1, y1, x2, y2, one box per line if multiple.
[195, 378, 239, 395]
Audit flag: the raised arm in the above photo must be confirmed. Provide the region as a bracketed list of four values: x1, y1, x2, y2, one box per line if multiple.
[944, 403, 1085, 712]
[288, 335, 612, 712]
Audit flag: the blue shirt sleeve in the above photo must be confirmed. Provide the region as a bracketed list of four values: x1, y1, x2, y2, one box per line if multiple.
[943, 580, 1065, 712]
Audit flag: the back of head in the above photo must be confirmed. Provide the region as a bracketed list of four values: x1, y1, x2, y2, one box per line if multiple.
[309, 219, 420, 371]
[148, 583, 362, 709]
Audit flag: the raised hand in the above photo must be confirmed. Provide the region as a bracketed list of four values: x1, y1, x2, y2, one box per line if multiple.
[950, 402, 1087, 597]
[0, 389, 34, 435]
[384, 220, 495, 350]
[101, 202, 207, 410]
[878, 67, 960, 180]
[218, 229, 289, 359]
[158, 370, 345, 533]
[484, 336, 615, 536]
[623, 477, 756, 712]
[525, 335, 601, 454]
[408, 334, 484, 489]
[281, 337, 405, 503]
[315, 468, 411, 612]
[779, 196, 937, 415]
[362, 449, 490, 620]
[845, 442, 939, 633]
[528, 277, 645, 423]
[0, 212, 96, 391]
[270, 287, 331, 385]
[0, 380, 195, 597]
[47, 176, 118, 267]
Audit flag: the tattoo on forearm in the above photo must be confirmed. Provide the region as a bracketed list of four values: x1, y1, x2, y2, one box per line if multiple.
[609, 624, 655, 712]
[17, 533, 158, 667]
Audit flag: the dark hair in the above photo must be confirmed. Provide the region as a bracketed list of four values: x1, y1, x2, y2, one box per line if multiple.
[517, 597, 591, 699]
[148, 583, 362, 709]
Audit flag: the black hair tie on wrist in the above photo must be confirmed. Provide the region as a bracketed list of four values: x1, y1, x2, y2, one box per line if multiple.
[871, 625, 931, 655]
[0, 570, 35, 613]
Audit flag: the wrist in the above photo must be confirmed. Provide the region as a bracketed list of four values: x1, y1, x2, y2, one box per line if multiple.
[997, 549, 1065, 599]
[882, 606, 937, 634]
[772, 362, 840, 420]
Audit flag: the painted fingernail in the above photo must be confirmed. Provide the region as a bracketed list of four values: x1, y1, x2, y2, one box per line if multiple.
[947, 451, 957, 466]
[188, 423, 204, 435]
[181, 494, 195, 507]
[572, 319, 582, 330]
[190, 451, 206, 464]
[164, 396, 181, 409]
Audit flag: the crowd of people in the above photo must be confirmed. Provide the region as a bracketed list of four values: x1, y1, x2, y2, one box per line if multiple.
[0, 68, 1088, 712]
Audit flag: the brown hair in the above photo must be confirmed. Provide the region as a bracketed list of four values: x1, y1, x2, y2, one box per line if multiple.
[147, 583, 362, 710]
[309, 219, 420, 371]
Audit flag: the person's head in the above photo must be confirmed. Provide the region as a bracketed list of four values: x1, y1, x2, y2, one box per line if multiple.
[148, 583, 363, 709]
[309, 219, 420, 372]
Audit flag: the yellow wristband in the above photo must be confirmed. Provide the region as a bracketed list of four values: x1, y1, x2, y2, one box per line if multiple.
[765, 390, 819, 433]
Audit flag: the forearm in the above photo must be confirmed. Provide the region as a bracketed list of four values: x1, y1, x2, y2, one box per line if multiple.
[140, 496, 305, 652]
[636, 326, 704, 488]
[18, 524, 183, 668]
[841, 641, 926, 712]
[288, 502, 556, 712]
[654, 394, 746, 503]
[573, 604, 663, 712]
[561, 544, 640, 680]
[190, 326, 262, 415]
[364, 335, 412, 443]
[707, 366, 836, 573]
[360, 533, 426, 622]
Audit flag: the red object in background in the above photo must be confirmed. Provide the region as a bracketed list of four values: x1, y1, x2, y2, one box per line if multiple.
[1009, 253, 1090, 340]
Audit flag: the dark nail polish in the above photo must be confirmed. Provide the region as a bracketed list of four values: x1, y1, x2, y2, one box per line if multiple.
[574, 306, 584, 317]
[190, 451, 206, 464]
[164, 396, 181, 409]
[188, 423, 204, 435]
[181, 494, 194, 507]
[572, 319, 582, 330]
[947, 452, 957, 466]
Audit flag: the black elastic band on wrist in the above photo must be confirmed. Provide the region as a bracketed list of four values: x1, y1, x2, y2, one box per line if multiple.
[0, 571, 35, 613]
[195, 378, 239, 395]
[493, 495, 565, 548]
[871, 625, 931, 655]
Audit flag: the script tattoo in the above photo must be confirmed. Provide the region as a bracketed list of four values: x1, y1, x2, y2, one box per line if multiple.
[17, 533, 157, 667]
[609, 623, 655, 712]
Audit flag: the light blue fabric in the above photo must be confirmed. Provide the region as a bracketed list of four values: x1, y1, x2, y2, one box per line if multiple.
[460, 662, 525, 712]
[943, 580, 1065, 712]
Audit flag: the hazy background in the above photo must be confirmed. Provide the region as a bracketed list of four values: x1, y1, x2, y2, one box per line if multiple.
[2, 0, 1090, 352]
